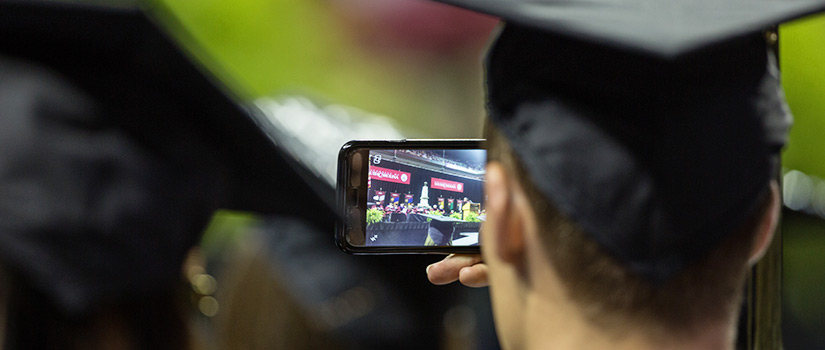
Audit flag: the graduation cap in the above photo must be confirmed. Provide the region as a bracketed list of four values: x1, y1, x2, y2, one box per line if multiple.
[434, 0, 825, 281]
[0, 0, 334, 316]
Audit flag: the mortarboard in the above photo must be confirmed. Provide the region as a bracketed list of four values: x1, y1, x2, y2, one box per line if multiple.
[434, 0, 825, 281]
[0, 0, 335, 315]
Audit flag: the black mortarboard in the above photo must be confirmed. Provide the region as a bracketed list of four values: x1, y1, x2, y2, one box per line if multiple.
[435, 0, 825, 282]
[0, 0, 333, 316]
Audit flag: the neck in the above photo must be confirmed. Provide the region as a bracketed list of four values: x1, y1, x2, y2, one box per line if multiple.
[517, 289, 736, 350]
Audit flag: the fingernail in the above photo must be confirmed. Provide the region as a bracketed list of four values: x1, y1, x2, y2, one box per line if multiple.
[426, 264, 432, 275]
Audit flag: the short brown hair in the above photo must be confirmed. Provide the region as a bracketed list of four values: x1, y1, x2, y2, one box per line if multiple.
[485, 123, 769, 339]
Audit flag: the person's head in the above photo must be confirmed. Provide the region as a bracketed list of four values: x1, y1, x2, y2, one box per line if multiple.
[481, 122, 779, 347]
[474, 14, 797, 347]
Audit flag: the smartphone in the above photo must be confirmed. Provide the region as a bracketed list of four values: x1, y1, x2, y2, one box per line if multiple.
[337, 140, 486, 254]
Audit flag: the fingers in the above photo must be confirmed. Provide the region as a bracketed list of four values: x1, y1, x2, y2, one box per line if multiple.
[458, 263, 489, 287]
[427, 254, 485, 286]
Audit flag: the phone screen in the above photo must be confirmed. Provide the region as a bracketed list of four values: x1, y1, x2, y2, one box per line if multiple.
[359, 148, 486, 247]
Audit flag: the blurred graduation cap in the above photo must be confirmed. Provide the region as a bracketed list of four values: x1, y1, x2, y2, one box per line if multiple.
[438, 0, 825, 57]
[433, 0, 825, 281]
[0, 0, 334, 315]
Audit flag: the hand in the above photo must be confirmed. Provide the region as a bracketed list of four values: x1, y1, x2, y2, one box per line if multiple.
[426, 254, 488, 287]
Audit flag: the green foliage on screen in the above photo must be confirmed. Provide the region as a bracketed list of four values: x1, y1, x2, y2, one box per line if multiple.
[366, 208, 385, 225]
[464, 211, 481, 222]
[449, 211, 480, 222]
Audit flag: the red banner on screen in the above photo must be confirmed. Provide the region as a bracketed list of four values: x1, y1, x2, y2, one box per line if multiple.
[404, 194, 414, 203]
[390, 193, 400, 202]
[369, 166, 411, 184]
[431, 177, 464, 193]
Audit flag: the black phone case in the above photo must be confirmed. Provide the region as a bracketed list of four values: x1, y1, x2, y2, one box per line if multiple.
[336, 139, 485, 255]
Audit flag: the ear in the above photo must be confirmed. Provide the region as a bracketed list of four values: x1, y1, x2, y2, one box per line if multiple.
[484, 162, 526, 265]
[748, 181, 781, 266]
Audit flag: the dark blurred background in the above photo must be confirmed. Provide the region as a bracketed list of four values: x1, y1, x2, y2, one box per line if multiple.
[150, 0, 824, 348]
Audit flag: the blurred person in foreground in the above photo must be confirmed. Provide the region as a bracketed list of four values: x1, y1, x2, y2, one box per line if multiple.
[0, 48, 218, 350]
[0, 1, 330, 348]
[423, 0, 825, 349]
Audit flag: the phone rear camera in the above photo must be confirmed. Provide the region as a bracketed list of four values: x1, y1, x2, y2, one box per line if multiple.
[351, 152, 363, 187]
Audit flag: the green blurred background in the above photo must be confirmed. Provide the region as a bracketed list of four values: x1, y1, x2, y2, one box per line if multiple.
[151, 0, 825, 347]
[156, 0, 490, 137]
[779, 16, 825, 347]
